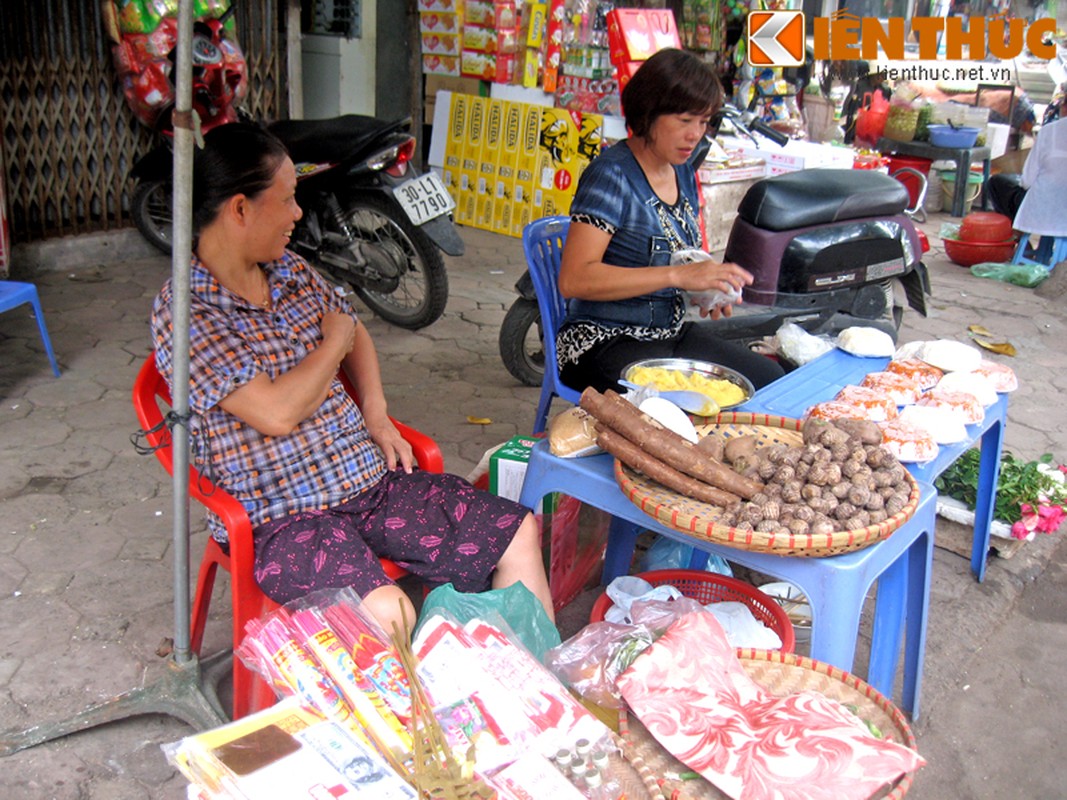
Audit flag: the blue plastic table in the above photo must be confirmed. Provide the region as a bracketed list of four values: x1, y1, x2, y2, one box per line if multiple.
[740, 348, 1008, 582]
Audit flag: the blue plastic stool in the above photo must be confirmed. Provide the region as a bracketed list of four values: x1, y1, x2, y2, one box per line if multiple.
[518, 441, 936, 718]
[521, 216, 581, 433]
[1011, 234, 1067, 268]
[0, 281, 60, 376]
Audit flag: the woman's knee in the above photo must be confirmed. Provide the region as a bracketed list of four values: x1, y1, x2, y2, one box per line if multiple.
[361, 583, 417, 640]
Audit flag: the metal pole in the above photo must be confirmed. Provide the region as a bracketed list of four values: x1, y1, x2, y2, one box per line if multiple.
[170, 0, 196, 664]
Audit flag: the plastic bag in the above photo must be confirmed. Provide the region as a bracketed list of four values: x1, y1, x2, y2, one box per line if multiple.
[637, 534, 733, 576]
[774, 321, 834, 366]
[543, 621, 656, 708]
[970, 260, 1049, 288]
[415, 581, 561, 662]
[671, 248, 742, 313]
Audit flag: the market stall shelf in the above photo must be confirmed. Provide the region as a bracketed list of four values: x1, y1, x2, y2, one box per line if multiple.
[518, 442, 937, 719]
[743, 347, 1008, 582]
[877, 137, 992, 217]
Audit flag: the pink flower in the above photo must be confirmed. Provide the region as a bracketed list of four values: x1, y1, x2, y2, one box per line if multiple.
[1012, 502, 1066, 539]
[1035, 504, 1065, 533]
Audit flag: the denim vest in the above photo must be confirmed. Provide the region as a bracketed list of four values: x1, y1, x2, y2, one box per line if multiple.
[563, 142, 700, 331]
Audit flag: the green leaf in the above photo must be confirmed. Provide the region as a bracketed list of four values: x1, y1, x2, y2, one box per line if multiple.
[935, 450, 1065, 525]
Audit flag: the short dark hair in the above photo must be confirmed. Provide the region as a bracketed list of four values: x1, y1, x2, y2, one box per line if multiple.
[620, 48, 723, 138]
[192, 122, 289, 234]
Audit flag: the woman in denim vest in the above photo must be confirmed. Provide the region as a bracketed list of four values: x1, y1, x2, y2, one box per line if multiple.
[556, 48, 784, 394]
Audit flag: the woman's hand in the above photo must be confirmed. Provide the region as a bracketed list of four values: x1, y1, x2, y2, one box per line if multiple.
[672, 257, 753, 296]
[676, 258, 751, 319]
[364, 413, 415, 473]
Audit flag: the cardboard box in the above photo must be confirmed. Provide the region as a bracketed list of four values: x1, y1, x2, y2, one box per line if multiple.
[475, 98, 504, 230]
[419, 10, 460, 34]
[440, 91, 469, 203]
[698, 158, 766, 185]
[513, 101, 542, 234]
[422, 54, 461, 76]
[719, 136, 855, 172]
[421, 32, 460, 56]
[495, 100, 524, 235]
[424, 75, 485, 124]
[534, 107, 596, 218]
[489, 435, 540, 502]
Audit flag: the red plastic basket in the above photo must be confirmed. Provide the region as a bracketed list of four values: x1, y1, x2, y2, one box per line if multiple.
[589, 569, 796, 653]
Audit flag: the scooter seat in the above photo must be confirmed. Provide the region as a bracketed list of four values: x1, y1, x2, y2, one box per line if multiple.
[268, 115, 410, 165]
[737, 169, 909, 232]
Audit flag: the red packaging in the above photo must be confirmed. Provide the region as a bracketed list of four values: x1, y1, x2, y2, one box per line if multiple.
[606, 8, 680, 65]
[543, 0, 565, 94]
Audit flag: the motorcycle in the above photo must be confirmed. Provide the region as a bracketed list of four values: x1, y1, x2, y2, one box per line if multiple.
[120, 3, 461, 329]
[498, 105, 929, 386]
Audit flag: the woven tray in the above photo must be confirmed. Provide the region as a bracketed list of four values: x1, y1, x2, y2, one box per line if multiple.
[614, 412, 920, 557]
[618, 650, 919, 800]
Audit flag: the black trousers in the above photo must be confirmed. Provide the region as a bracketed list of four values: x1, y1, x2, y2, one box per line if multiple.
[985, 173, 1027, 222]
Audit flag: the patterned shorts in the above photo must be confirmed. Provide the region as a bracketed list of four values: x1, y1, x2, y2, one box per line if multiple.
[251, 470, 527, 604]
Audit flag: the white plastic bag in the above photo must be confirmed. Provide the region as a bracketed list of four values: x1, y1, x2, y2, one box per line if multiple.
[671, 248, 742, 313]
[774, 322, 834, 366]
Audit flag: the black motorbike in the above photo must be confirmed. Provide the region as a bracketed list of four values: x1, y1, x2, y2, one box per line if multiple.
[498, 106, 929, 385]
[131, 114, 462, 330]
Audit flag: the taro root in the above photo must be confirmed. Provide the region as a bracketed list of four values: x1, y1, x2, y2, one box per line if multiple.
[829, 441, 852, 462]
[834, 500, 858, 521]
[866, 445, 893, 469]
[781, 481, 803, 504]
[831, 418, 883, 445]
[724, 434, 759, 465]
[696, 435, 725, 462]
[830, 481, 852, 499]
[886, 491, 910, 516]
[802, 418, 833, 445]
[811, 519, 836, 536]
[848, 484, 872, 507]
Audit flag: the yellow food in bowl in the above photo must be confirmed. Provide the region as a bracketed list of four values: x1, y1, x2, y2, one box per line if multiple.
[627, 366, 747, 407]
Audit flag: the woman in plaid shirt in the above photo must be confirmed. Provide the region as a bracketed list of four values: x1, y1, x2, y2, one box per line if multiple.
[151, 124, 553, 634]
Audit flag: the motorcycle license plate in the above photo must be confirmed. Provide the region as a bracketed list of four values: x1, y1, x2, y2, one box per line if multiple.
[395, 172, 455, 226]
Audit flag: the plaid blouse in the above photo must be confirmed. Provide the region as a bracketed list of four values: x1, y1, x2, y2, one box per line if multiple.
[151, 251, 386, 542]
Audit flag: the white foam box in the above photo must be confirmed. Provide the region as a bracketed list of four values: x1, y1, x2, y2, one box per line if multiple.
[700, 176, 762, 253]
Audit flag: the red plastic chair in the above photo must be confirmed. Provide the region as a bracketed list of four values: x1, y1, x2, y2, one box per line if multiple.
[132, 354, 443, 719]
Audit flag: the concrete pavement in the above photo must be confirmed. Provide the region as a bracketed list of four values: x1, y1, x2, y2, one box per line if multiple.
[1, 216, 1065, 798]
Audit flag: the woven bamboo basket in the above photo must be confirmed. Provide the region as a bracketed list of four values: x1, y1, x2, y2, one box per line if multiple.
[618, 650, 919, 800]
[614, 412, 920, 557]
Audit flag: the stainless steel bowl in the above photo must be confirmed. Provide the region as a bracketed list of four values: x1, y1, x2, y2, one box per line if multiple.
[621, 357, 755, 410]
